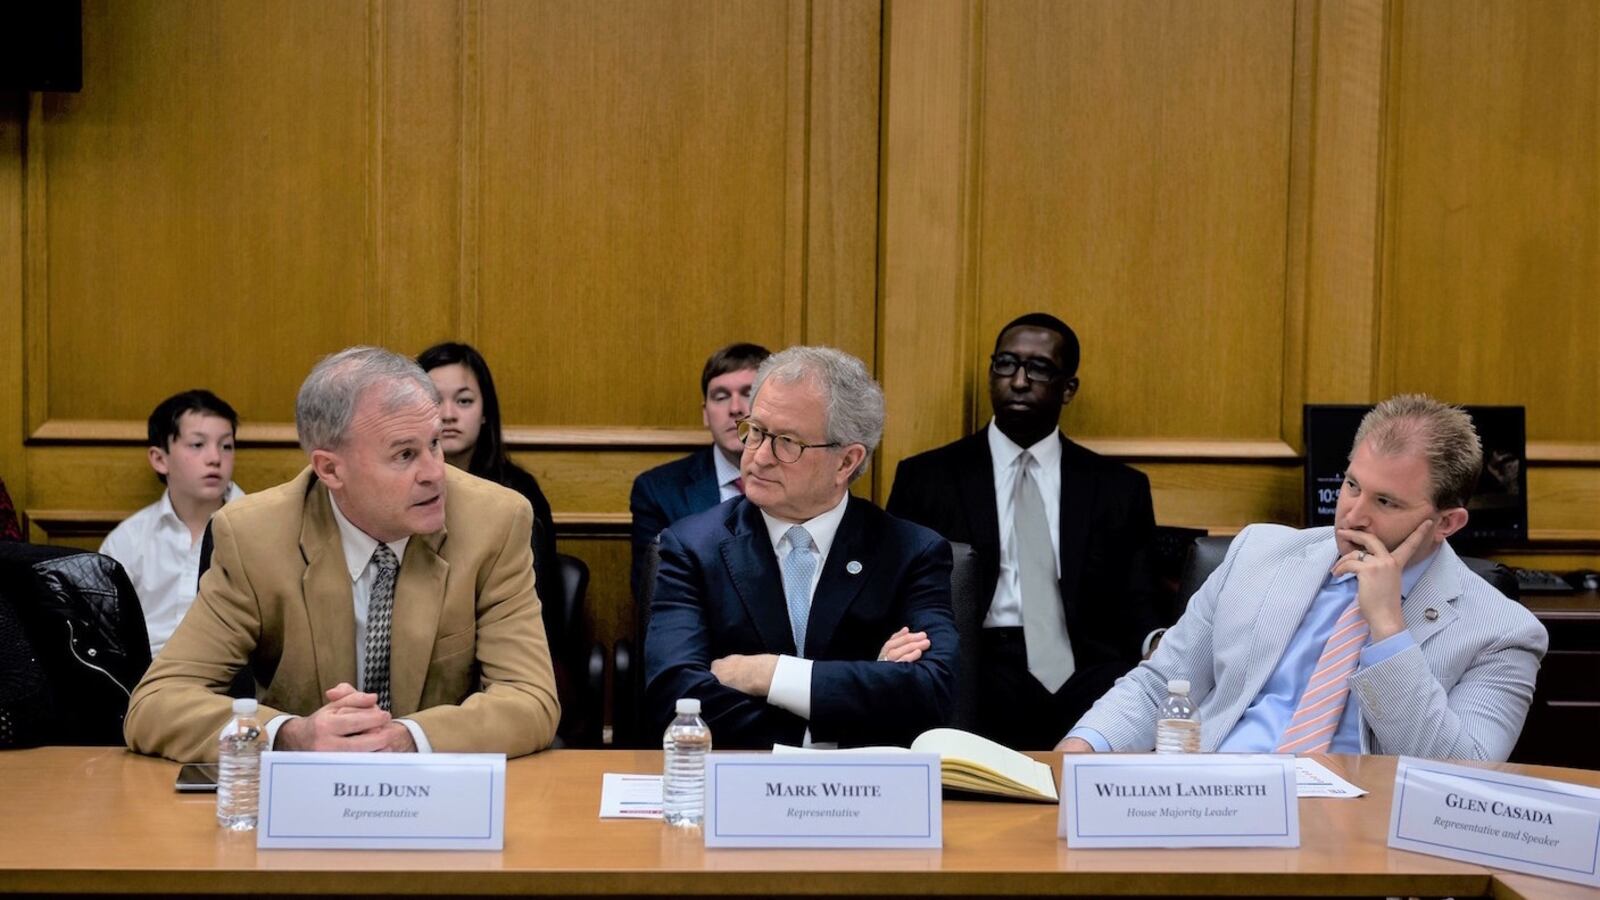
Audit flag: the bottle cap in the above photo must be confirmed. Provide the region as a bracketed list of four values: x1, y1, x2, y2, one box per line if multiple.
[1167, 679, 1190, 694]
[232, 698, 258, 716]
[675, 698, 702, 715]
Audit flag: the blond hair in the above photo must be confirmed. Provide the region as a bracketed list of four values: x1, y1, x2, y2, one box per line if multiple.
[1350, 394, 1482, 509]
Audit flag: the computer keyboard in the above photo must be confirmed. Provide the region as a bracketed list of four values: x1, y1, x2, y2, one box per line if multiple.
[1513, 567, 1576, 593]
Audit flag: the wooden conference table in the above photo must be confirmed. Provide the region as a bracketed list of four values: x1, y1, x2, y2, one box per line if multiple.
[0, 748, 1594, 899]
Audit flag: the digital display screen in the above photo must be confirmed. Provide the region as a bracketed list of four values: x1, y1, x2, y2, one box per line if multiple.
[1303, 404, 1527, 547]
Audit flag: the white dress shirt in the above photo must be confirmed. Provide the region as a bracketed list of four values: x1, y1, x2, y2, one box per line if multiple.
[985, 421, 1062, 628]
[760, 493, 850, 737]
[713, 449, 744, 501]
[260, 496, 432, 752]
[99, 483, 245, 657]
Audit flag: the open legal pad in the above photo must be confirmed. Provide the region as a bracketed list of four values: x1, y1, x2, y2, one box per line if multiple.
[775, 728, 1058, 802]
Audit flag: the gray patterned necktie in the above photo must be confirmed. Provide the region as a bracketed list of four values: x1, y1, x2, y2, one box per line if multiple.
[1015, 451, 1075, 692]
[363, 543, 400, 711]
[781, 525, 818, 657]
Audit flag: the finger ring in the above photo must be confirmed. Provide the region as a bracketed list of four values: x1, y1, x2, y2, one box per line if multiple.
[1358, 550, 1367, 561]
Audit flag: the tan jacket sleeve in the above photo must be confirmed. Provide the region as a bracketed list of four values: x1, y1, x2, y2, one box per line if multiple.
[124, 511, 284, 763]
[406, 500, 560, 756]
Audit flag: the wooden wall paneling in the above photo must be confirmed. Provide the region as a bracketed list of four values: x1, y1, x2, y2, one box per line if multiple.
[456, 0, 482, 345]
[22, 93, 46, 436]
[475, 0, 794, 429]
[878, 0, 984, 499]
[1139, 461, 1305, 535]
[1, 95, 23, 511]
[379, 0, 465, 353]
[798, 0, 882, 368]
[1527, 467, 1600, 543]
[1295, 0, 1389, 419]
[38, 0, 374, 428]
[975, 0, 1297, 445]
[1382, 0, 1600, 449]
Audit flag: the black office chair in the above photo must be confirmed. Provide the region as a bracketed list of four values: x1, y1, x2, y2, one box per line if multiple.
[552, 553, 606, 748]
[609, 540, 658, 749]
[1174, 534, 1522, 615]
[946, 541, 983, 733]
[0, 543, 152, 747]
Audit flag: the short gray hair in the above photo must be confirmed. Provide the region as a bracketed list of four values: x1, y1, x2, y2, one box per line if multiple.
[751, 346, 884, 483]
[295, 346, 442, 453]
[1351, 394, 1483, 509]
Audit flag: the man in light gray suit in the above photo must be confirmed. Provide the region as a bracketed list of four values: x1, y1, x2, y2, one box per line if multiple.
[1060, 395, 1547, 762]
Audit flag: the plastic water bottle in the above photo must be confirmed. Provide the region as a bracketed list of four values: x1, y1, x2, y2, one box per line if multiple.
[216, 698, 263, 830]
[662, 697, 711, 827]
[1154, 679, 1201, 754]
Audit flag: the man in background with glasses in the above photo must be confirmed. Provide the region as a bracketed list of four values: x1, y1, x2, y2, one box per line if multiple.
[643, 346, 958, 749]
[887, 313, 1161, 749]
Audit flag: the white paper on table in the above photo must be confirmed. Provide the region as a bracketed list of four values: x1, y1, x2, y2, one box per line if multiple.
[1296, 758, 1367, 798]
[599, 773, 664, 819]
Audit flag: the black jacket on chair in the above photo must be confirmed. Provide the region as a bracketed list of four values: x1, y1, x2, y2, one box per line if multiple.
[0, 543, 152, 747]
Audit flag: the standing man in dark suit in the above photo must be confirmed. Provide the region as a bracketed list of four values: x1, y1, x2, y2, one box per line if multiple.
[886, 313, 1160, 749]
[644, 346, 957, 749]
[629, 343, 770, 603]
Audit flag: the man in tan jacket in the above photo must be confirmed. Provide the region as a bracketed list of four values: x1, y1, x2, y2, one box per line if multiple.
[125, 347, 559, 763]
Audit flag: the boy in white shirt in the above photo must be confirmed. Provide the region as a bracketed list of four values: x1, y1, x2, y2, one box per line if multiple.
[101, 390, 245, 657]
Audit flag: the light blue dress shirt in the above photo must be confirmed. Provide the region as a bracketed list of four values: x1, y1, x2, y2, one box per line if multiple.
[1071, 548, 1435, 753]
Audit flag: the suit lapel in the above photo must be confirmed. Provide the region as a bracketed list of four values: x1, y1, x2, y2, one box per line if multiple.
[1057, 436, 1095, 625]
[1236, 539, 1340, 715]
[1398, 543, 1463, 646]
[300, 481, 357, 689]
[719, 500, 795, 654]
[804, 497, 873, 656]
[388, 528, 449, 716]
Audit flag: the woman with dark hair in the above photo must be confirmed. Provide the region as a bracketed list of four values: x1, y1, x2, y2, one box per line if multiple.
[416, 342, 563, 632]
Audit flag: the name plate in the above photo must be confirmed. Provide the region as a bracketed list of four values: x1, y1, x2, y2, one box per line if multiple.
[1387, 756, 1600, 888]
[258, 751, 506, 850]
[1059, 754, 1299, 848]
[705, 753, 941, 848]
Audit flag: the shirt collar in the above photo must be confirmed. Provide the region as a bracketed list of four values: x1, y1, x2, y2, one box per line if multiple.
[156, 482, 246, 527]
[327, 493, 411, 583]
[760, 491, 850, 561]
[987, 418, 1061, 472]
[712, 448, 742, 488]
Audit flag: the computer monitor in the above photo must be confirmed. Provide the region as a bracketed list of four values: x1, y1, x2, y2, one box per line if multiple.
[1302, 404, 1528, 548]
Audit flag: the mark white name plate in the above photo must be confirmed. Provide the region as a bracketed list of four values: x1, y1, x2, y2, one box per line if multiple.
[1060, 754, 1299, 848]
[258, 751, 505, 850]
[705, 753, 941, 848]
[1387, 756, 1600, 888]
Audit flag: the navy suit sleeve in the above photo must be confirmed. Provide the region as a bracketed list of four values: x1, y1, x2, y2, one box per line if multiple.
[642, 528, 807, 748]
[629, 474, 670, 604]
[809, 536, 956, 746]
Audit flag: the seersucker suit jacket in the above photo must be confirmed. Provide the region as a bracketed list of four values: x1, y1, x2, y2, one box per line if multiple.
[1072, 523, 1547, 761]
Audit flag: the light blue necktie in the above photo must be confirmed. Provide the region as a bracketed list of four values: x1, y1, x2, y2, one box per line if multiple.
[781, 525, 818, 656]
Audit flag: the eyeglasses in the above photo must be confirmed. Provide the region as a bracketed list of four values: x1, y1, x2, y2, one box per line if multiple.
[990, 352, 1064, 383]
[736, 419, 841, 464]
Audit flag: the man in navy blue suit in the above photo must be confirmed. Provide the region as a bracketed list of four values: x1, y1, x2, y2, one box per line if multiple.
[629, 343, 770, 603]
[644, 347, 957, 749]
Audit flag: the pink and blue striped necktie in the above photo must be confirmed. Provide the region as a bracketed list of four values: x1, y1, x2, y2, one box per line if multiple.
[1276, 598, 1370, 754]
